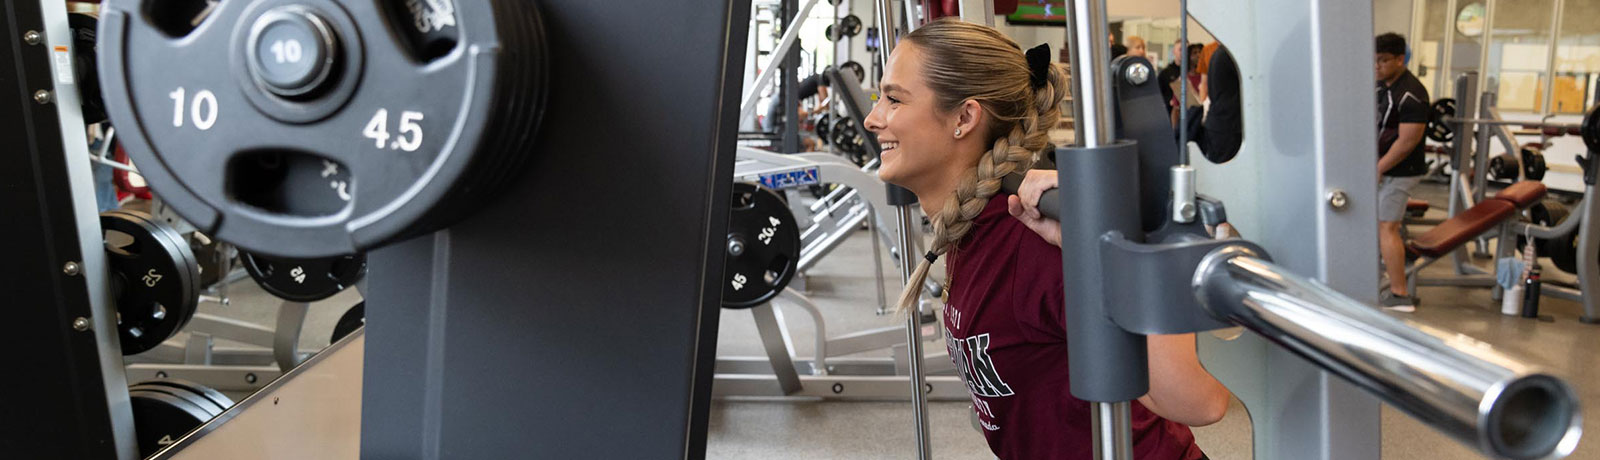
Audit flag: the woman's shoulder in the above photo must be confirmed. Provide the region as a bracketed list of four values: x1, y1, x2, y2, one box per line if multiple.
[959, 195, 1063, 280]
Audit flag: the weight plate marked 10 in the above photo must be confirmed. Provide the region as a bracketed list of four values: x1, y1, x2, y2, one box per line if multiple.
[98, 0, 549, 258]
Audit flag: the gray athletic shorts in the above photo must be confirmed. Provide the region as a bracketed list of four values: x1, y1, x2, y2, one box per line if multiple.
[1378, 175, 1422, 223]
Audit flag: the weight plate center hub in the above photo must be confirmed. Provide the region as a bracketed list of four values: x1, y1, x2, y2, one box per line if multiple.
[228, 0, 368, 125]
[245, 6, 340, 98]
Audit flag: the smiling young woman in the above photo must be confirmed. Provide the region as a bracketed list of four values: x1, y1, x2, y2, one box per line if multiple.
[863, 19, 1229, 460]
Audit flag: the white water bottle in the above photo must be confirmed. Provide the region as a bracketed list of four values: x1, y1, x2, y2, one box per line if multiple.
[1503, 285, 1524, 316]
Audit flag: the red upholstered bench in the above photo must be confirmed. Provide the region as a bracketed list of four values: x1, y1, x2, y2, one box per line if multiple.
[1493, 181, 1546, 208]
[1408, 201, 1516, 258]
[1406, 181, 1547, 259]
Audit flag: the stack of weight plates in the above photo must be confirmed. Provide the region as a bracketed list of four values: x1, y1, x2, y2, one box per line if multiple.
[127, 379, 235, 457]
[101, 210, 201, 355]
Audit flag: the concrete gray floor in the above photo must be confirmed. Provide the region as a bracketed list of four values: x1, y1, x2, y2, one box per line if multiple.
[192, 180, 1599, 459]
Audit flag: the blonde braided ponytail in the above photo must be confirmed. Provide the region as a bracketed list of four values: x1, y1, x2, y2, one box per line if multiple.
[892, 19, 1069, 314]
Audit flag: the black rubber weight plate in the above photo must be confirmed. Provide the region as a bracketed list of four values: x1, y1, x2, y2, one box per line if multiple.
[97, 0, 549, 258]
[1584, 104, 1600, 153]
[331, 301, 365, 343]
[1427, 98, 1456, 143]
[722, 183, 801, 308]
[102, 210, 201, 355]
[128, 388, 216, 457]
[241, 251, 366, 302]
[132, 378, 235, 414]
[840, 61, 866, 85]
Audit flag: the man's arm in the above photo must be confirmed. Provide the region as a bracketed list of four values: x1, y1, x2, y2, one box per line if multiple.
[1378, 122, 1424, 174]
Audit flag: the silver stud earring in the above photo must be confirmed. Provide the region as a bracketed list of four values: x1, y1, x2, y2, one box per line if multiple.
[954, 129, 962, 137]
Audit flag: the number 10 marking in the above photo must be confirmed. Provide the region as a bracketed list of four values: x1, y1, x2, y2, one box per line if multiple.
[168, 87, 218, 130]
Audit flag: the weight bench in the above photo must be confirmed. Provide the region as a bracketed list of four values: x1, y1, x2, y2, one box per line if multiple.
[1400, 181, 1547, 296]
[1406, 198, 1430, 218]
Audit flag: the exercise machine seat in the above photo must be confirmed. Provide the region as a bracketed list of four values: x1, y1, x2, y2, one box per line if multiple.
[1407, 199, 1430, 212]
[1492, 181, 1547, 208]
[1408, 200, 1516, 259]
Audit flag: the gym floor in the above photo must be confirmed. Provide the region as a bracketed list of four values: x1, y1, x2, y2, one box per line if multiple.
[202, 180, 1599, 459]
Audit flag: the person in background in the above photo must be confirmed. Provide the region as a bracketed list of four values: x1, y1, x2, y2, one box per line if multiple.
[1125, 35, 1147, 59]
[1110, 32, 1128, 59]
[1170, 43, 1208, 126]
[763, 71, 832, 150]
[1158, 41, 1186, 113]
[1168, 44, 1204, 120]
[1373, 32, 1429, 312]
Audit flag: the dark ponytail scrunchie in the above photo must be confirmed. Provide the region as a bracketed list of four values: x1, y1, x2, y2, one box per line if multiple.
[1025, 44, 1051, 90]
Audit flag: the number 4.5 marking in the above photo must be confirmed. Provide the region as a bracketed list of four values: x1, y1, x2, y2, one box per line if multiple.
[363, 109, 425, 151]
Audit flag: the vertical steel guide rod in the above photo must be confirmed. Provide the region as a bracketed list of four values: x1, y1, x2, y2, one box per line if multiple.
[874, 2, 932, 459]
[868, 207, 889, 314]
[1063, 0, 1135, 458]
[1171, 0, 1196, 224]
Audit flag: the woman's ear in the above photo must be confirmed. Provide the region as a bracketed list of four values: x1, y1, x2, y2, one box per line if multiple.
[954, 99, 983, 140]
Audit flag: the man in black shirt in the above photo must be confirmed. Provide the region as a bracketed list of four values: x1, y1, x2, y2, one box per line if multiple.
[764, 72, 831, 133]
[1374, 32, 1429, 312]
[1157, 42, 1201, 114]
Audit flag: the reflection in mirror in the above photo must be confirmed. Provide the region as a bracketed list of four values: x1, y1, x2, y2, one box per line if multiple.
[1457, 3, 1486, 37]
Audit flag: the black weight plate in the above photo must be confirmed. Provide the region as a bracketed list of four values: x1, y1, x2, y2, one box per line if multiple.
[70, 12, 106, 125]
[106, 211, 202, 354]
[840, 15, 863, 37]
[830, 118, 867, 166]
[129, 385, 220, 419]
[102, 210, 201, 355]
[240, 251, 366, 302]
[839, 61, 866, 85]
[1584, 104, 1600, 153]
[190, 238, 227, 289]
[1519, 200, 1567, 254]
[1487, 154, 1519, 181]
[331, 301, 365, 343]
[1427, 98, 1456, 143]
[825, 24, 836, 42]
[1522, 148, 1547, 181]
[132, 378, 236, 414]
[99, 0, 549, 259]
[815, 113, 832, 143]
[1549, 229, 1579, 274]
[128, 388, 214, 457]
[828, 117, 850, 145]
[722, 183, 801, 308]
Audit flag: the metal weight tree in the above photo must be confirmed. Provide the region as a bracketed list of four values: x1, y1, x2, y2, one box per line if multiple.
[1045, 0, 1587, 459]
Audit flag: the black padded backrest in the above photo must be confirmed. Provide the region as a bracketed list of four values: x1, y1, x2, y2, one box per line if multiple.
[825, 66, 882, 159]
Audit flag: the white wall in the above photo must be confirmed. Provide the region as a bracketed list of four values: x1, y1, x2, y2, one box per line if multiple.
[994, 23, 1068, 59]
[1373, 0, 1414, 36]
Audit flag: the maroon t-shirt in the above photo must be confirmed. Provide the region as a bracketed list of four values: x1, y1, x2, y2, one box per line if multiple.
[941, 194, 1205, 460]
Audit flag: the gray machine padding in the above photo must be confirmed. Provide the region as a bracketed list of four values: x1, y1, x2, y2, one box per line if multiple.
[359, 1, 750, 458]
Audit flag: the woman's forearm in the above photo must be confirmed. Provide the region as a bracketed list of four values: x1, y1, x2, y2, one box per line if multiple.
[1142, 333, 1231, 426]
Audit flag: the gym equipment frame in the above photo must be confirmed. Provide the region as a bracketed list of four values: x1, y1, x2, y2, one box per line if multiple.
[1037, 0, 1586, 458]
[1, 0, 139, 457]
